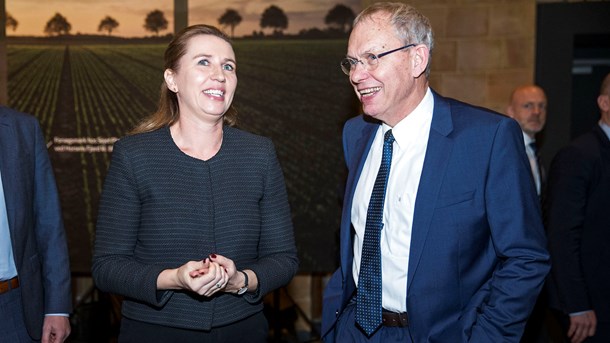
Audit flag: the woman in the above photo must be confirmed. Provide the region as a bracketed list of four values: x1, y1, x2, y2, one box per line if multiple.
[92, 25, 298, 342]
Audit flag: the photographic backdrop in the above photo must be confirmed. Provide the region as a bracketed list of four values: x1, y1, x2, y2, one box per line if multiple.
[4, 0, 362, 273]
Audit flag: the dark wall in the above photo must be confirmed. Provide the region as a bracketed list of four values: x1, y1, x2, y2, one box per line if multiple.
[536, 2, 610, 168]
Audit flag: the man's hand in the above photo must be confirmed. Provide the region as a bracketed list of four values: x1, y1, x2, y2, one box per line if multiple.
[568, 310, 596, 343]
[42, 315, 71, 343]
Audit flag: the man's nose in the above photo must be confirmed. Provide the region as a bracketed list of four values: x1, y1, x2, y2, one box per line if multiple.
[532, 104, 545, 114]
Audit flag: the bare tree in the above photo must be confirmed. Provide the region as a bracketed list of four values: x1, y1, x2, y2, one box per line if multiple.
[98, 15, 119, 36]
[218, 9, 242, 39]
[44, 13, 71, 36]
[144, 9, 168, 36]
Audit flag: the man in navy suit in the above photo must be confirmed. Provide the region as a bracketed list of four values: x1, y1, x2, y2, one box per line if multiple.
[546, 72, 610, 343]
[0, 106, 72, 342]
[321, 3, 550, 342]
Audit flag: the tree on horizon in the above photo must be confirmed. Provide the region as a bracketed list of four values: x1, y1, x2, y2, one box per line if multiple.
[98, 15, 119, 36]
[260, 5, 288, 36]
[44, 13, 71, 36]
[325, 4, 355, 33]
[144, 9, 168, 36]
[5, 12, 18, 32]
[218, 8, 242, 39]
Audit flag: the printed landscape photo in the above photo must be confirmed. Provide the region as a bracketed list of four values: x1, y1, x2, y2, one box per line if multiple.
[3, 0, 362, 272]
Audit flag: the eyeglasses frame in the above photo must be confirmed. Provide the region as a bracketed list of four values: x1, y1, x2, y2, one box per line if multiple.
[340, 43, 416, 75]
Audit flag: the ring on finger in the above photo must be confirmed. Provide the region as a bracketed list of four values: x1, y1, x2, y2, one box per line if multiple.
[216, 282, 222, 289]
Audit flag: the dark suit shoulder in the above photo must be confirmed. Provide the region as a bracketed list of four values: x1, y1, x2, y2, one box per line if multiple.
[342, 114, 379, 150]
[554, 127, 606, 164]
[0, 107, 46, 152]
[548, 129, 608, 189]
[439, 94, 509, 126]
[0, 106, 41, 129]
[431, 92, 522, 144]
[571, 126, 608, 152]
[344, 114, 376, 131]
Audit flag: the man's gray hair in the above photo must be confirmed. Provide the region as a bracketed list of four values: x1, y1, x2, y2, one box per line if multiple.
[354, 2, 434, 77]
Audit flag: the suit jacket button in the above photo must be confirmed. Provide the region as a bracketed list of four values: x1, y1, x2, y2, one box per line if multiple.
[335, 310, 339, 317]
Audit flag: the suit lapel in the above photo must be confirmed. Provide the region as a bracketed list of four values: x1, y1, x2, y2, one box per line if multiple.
[0, 111, 15, 192]
[0, 110, 19, 235]
[341, 121, 379, 278]
[593, 124, 610, 153]
[407, 92, 454, 290]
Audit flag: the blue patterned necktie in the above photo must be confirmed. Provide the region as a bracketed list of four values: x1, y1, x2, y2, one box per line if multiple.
[356, 129, 395, 336]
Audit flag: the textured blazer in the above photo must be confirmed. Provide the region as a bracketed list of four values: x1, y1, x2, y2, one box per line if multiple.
[0, 106, 72, 339]
[546, 125, 610, 322]
[92, 126, 298, 330]
[322, 91, 550, 342]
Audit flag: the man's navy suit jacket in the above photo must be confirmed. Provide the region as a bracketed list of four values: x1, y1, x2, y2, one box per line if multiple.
[0, 106, 72, 340]
[321, 91, 550, 342]
[546, 124, 610, 323]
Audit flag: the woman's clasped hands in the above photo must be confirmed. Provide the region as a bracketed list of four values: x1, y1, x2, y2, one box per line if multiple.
[176, 254, 242, 297]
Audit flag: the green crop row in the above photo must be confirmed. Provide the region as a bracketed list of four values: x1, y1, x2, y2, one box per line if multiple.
[7, 46, 64, 138]
[7, 40, 354, 272]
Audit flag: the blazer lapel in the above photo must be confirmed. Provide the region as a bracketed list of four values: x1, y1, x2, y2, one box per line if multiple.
[407, 92, 454, 290]
[0, 111, 15, 191]
[0, 110, 19, 234]
[593, 124, 610, 152]
[340, 121, 379, 278]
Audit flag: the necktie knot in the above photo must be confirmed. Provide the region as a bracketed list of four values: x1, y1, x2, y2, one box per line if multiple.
[529, 142, 539, 157]
[384, 130, 395, 144]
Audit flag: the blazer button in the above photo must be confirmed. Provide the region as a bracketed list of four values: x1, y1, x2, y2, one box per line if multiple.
[335, 310, 339, 317]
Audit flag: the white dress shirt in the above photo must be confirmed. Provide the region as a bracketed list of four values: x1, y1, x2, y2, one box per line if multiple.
[523, 133, 542, 196]
[352, 88, 434, 312]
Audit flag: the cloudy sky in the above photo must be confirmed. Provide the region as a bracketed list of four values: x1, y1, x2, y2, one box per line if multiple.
[5, 0, 361, 37]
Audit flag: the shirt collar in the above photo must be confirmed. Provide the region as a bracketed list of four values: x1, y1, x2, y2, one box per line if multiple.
[523, 131, 535, 146]
[381, 87, 434, 149]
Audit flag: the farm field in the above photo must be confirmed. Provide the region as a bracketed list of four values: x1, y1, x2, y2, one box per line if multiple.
[7, 40, 358, 273]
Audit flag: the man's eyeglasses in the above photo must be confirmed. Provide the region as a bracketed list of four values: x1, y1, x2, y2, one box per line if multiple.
[340, 44, 415, 75]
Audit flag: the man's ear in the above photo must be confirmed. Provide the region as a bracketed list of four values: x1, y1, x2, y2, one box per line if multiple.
[411, 44, 429, 78]
[164, 69, 177, 93]
[598, 94, 609, 113]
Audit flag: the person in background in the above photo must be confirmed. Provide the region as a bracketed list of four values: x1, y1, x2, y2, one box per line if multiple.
[546, 72, 610, 343]
[506, 85, 548, 197]
[507, 84, 550, 343]
[92, 25, 298, 343]
[321, 2, 550, 342]
[0, 106, 72, 342]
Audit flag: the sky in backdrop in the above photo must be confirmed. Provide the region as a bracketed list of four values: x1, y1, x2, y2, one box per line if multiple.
[5, 0, 361, 37]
